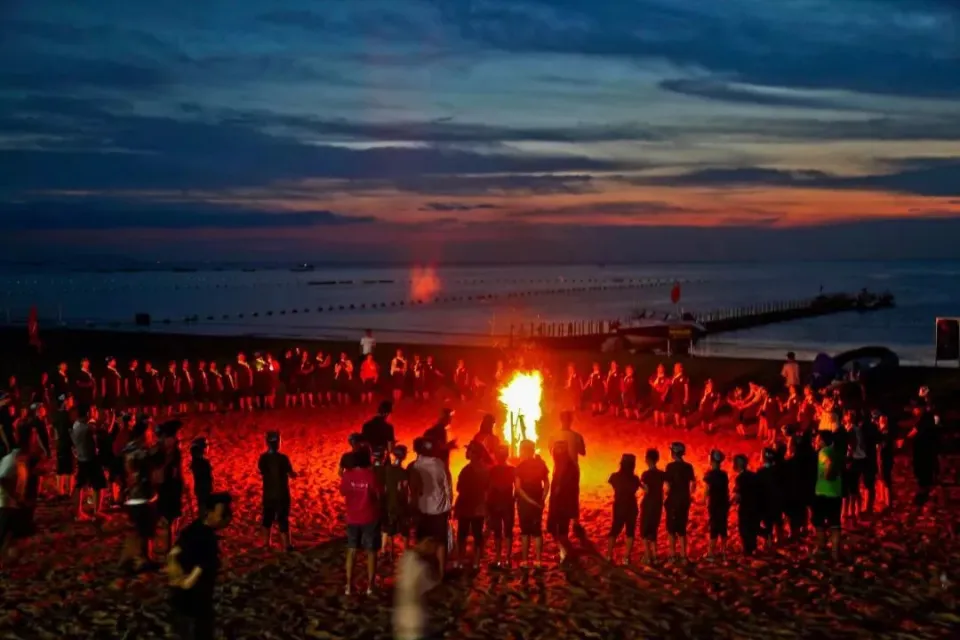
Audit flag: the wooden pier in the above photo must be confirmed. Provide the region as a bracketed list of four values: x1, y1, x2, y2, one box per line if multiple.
[511, 291, 895, 351]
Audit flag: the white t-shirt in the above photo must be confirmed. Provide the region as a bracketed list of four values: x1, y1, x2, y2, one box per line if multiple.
[781, 361, 801, 387]
[0, 450, 21, 508]
[360, 335, 376, 356]
[411, 456, 451, 515]
[393, 550, 436, 640]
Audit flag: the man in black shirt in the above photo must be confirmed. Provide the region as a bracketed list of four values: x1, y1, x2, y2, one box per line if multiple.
[259, 431, 297, 551]
[167, 492, 232, 640]
[361, 401, 396, 464]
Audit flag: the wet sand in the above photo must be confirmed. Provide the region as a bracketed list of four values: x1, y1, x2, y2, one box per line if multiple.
[1, 395, 958, 639]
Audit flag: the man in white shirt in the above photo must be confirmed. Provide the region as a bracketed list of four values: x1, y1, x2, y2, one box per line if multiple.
[408, 439, 452, 579]
[781, 352, 801, 390]
[71, 408, 105, 520]
[360, 329, 376, 358]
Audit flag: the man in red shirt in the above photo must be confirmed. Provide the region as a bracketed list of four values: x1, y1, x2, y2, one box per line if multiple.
[340, 448, 382, 595]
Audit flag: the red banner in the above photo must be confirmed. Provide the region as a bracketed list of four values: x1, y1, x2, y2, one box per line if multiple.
[670, 282, 681, 304]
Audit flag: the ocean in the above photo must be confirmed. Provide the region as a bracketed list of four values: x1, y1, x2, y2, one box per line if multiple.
[2, 261, 958, 366]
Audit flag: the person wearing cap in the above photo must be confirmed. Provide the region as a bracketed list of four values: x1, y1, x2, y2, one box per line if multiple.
[362, 401, 395, 464]
[167, 492, 233, 640]
[259, 431, 297, 551]
[606, 453, 641, 564]
[733, 454, 760, 557]
[664, 442, 695, 564]
[812, 430, 843, 560]
[190, 438, 213, 521]
[757, 447, 785, 549]
[703, 450, 729, 561]
[75, 358, 96, 408]
[101, 358, 123, 411]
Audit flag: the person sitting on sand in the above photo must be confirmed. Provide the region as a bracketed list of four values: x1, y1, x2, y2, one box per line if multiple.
[664, 442, 695, 564]
[341, 447, 382, 595]
[638, 448, 664, 565]
[514, 439, 548, 568]
[733, 453, 760, 557]
[258, 431, 297, 552]
[606, 453, 640, 565]
[703, 450, 729, 561]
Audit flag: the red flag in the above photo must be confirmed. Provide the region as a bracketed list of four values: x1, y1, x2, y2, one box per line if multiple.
[670, 282, 681, 304]
[27, 306, 42, 352]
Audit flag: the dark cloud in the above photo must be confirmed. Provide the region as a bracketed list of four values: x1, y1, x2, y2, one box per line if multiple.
[0, 54, 167, 93]
[0, 200, 373, 232]
[507, 200, 695, 220]
[389, 174, 597, 196]
[633, 159, 960, 197]
[436, 0, 960, 97]
[658, 78, 855, 111]
[417, 202, 501, 212]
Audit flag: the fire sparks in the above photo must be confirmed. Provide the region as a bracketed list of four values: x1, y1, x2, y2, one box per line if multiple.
[498, 371, 543, 454]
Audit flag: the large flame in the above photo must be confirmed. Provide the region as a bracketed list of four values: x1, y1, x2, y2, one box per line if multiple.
[498, 371, 543, 454]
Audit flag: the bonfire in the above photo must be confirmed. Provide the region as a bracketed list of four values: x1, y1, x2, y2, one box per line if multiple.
[498, 370, 543, 456]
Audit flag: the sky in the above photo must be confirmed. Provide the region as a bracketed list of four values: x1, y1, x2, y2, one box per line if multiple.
[1, 0, 959, 263]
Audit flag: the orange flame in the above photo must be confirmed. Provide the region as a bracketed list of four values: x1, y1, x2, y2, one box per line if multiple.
[498, 371, 543, 454]
[409, 265, 441, 301]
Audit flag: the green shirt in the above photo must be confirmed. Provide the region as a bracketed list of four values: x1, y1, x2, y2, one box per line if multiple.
[815, 445, 842, 498]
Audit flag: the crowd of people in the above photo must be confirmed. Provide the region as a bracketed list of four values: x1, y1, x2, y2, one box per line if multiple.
[0, 339, 949, 640]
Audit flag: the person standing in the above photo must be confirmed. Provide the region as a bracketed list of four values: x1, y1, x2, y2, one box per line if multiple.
[360, 329, 376, 359]
[664, 442, 695, 563]
[362, 401, 396, 466]
[389, 350, 407, 403]
[812, 431, 842, 560]
[341, 447, 382, 595]
[75, 358, 96, 408]
[733, 454, 760, 558]
[606, 453, 640, 564]
[72, 405, 105, 521]
[876, 413, 896, 509]
[359, 354, 379, 405]
[190, 438, 213, 521]
[703, 450, 729, 561]
[486, 444, 516, 568]
[121, 419, 157, 571]
[167, 492, 233, 640]
[235, 353, 253, 412]
[513, 440, 548, 568]
[546, 441, 579, 564]
[101, 357, 123, 411]
[638, 448, 665, 565]
[53, 394, 76, 498]
[454, 442, 489, 570]
[554, 411, 585, 531]
[53, 362, 70, 401]
[143, 362, 162, 417]
[409, 438, 452, 580]
[781, 352, 801, 391]
[259, 431, 297, 551]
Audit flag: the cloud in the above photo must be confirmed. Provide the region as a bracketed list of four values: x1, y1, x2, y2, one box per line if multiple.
[438, 0, 960, 97]
[0, 54, 167, 93]
[507, 200, 695, 220]
[417, 202, 501, 212]
[389, 174, 597, 196]
[0, 200, 374, 232]
[658, 78, 856, 111]
[633, 159, 960, 197]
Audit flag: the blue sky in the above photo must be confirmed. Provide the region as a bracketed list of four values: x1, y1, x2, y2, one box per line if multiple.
[1, 0, 959, 262]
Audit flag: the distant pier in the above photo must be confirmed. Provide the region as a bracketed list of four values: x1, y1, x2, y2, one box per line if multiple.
[513, 290, 895, 351]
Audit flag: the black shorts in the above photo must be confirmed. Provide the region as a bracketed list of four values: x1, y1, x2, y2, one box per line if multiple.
[812, 495, 842, 530]
[610, 509, 638, 539]
[640, 505, 662, 541]
[457, 516, 484, 544]
[546, 512, 571, 538]
[416, 512, 449, 543]
[347, 522, 381, 551]
[157, 487, 183, 522]
[665, 500, 690, 536]
[56, 450, 75, 475]
[517, 502, 543, 537]
[76, 460, 106, 490]
[0, 508, 29, 544]
[127, 503, 157, 540]
[709, 511, 728, 538]
[382, 510, 407, 536]
[101, 395, 120, 410]
[262, 500, 291, 533]
[487, 503, 515, 539]
[362, 379, 376, 391]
